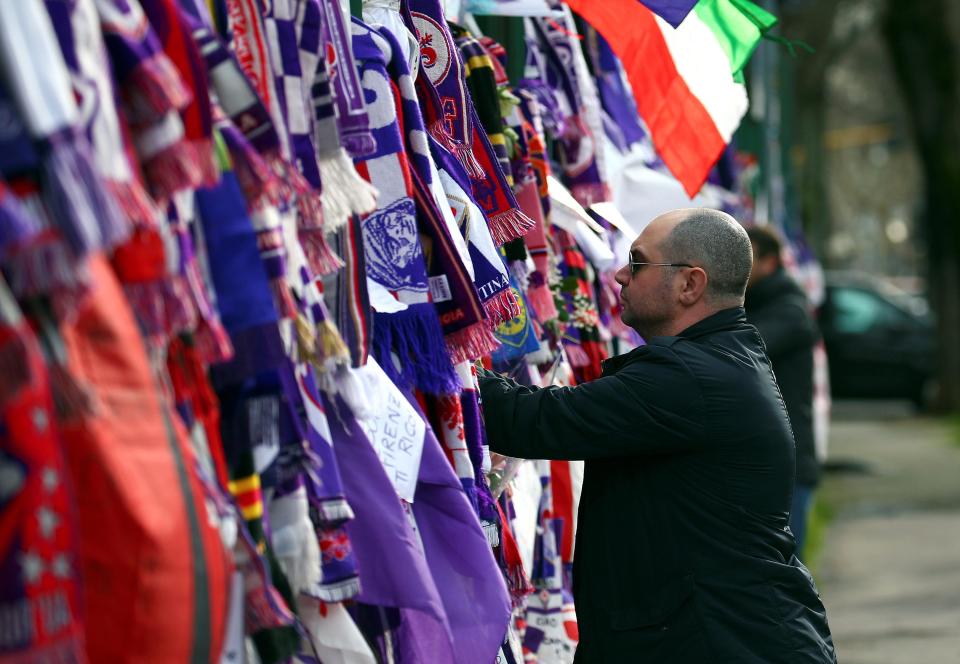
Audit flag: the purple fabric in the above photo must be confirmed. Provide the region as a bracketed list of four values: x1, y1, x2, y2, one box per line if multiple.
[318, 0, 375, 157]
[584, 27, 645, 151]
[324, 391, 457, 660]
[403, 388, 512, 664]
[638, 0, 699, 28]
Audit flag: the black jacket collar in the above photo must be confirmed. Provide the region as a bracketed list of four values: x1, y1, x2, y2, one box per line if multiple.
[602, 307, 747, 375]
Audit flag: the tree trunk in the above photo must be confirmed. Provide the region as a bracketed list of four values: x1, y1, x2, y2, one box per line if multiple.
[883, 0, 960, 412]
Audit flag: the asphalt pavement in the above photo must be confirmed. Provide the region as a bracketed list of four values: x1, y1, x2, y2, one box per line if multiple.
[813, 400, 960, 664]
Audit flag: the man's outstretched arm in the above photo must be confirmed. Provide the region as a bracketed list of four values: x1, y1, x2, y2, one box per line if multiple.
[477, 352, 705, 461]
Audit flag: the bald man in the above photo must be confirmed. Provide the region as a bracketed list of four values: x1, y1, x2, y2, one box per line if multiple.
[479, 210, 836, 663]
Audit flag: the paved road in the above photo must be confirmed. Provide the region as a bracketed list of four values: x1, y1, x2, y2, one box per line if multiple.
[814, 400, 960, 664]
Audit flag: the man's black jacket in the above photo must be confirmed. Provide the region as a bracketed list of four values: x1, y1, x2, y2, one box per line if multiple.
[745, 268, 820, 485]
[479, 308, 836, 663]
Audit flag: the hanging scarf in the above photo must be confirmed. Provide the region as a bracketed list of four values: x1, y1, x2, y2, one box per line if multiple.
[331, 215, 373, 368]
[582, 24, 645, 153]
[458, 362, 499, 530]
[351, 18, 459, 395]
[430, 140, 518, 331]
[94, 0, 191, 122]
[46, 0, 156, 232]
[194, 134, 288, 384]
[553, 228, 606, 381]
[301, 0, 378, 231]
[492, 263, 542, 361]
[191, 23, 284, 206]
[0, 286, 86, 663]
[529, 12, 610, 207]
[0, 3, 125, 260]
[451, 25, 512, 181]
[139, 0, 222, 197]
[0, 179, 39, 261]
[405, 0, 483, 175]
[318, 0, 376, 158]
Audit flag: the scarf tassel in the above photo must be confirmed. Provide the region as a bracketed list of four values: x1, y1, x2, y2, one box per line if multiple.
[316, 150, 378, 233]
[483, 520, 500, 548]
[42, 133, 130, 254]
[313, 496, 355, 526]
[268, 279, 298, 320]
[312, 576, 362, 603]
[220, 125, 282, 210]
[487, 208, 535, 247]
[445, 321, 501, 365]
[373, 306, 461, 396]
[4, 235, 91, 298]
[484, 288, 521, 329]
[122, 54, 194, 124]
[299, 230, 344, 276]
[428, 122, 486, 180]
[141, 138, 206, 203]
[106, 179, 159, 229]
[122, 276, 198, 342]
[193, 318, 234, 365]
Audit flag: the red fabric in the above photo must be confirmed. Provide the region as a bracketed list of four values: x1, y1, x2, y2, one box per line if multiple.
[58, 257, 231, 663]
[566, 0, 725, 196]
[550, 460, 575, 563]
[166, 338, 230, 489]
[0, 327, 86, 663]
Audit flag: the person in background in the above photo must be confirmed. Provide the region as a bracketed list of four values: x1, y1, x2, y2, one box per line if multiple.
[745, 226, 821, 559]
[479, 209, 835, 663]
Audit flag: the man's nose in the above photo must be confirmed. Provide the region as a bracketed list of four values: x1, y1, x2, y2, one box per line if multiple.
[614, 265, 630, 286]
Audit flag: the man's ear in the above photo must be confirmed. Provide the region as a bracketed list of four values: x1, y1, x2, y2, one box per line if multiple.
[678, 267, 708, 306]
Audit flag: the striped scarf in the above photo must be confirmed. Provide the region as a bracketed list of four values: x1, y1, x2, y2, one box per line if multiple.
[352, 18, 459, 395]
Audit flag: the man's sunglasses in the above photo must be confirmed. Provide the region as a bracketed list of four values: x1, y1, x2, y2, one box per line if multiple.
[628, 259, 694, 275]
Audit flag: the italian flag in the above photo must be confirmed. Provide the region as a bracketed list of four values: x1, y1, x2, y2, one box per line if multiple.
[566, 0, 777, 197]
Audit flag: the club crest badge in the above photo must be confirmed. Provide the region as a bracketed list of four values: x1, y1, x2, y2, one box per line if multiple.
[411, 12, 452, 86]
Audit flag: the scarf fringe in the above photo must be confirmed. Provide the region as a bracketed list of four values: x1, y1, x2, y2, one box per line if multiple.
[106, 179, 159, 229]
[317, 150, 378, 232]
[314, 497, 355, 525]
[43, 134, 130, 254]
[194, 318, 234, 365]
[299, 230, 344, 276]
[524, 341, 553, 365]
[570, 182, 611, 208]
[483, 520, 500, 547]
[373, 306, 461, 396]
[122, 53, 193, 124]
[311, 576, 361, 603]
[0, 333, 31, 408]
[4, 237, 90, 297]
[445, 321, 501, 365]
[487, 208, 535, 247]
[453, 143, 487, 181]
[142, 139, 206, 203]
[313, 318, 351, 371]
[221, 125, 282, 210]
[527, 283, 559, 323]
[268, 278, 298, 320]
[483, 288, 521, 328]
[563, 342, 590, 368]
[122, 276, 198, 341]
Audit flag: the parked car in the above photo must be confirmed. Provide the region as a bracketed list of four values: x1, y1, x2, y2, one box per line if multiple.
[818, 272, 937, 407]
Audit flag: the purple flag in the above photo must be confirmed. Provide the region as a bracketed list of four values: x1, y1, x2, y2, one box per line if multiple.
[404, 389, 513, 664]
[638, 0, 699, 27]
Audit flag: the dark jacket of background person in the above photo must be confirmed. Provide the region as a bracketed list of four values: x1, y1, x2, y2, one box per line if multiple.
[744, 267, 820, 486]
[479, 308, 836, 664]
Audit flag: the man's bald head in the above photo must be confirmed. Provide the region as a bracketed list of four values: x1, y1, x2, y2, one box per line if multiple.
[655, 208, 753, 306]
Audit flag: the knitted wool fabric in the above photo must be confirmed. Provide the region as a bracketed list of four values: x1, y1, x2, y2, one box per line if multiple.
[351, 17, 459, 395]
